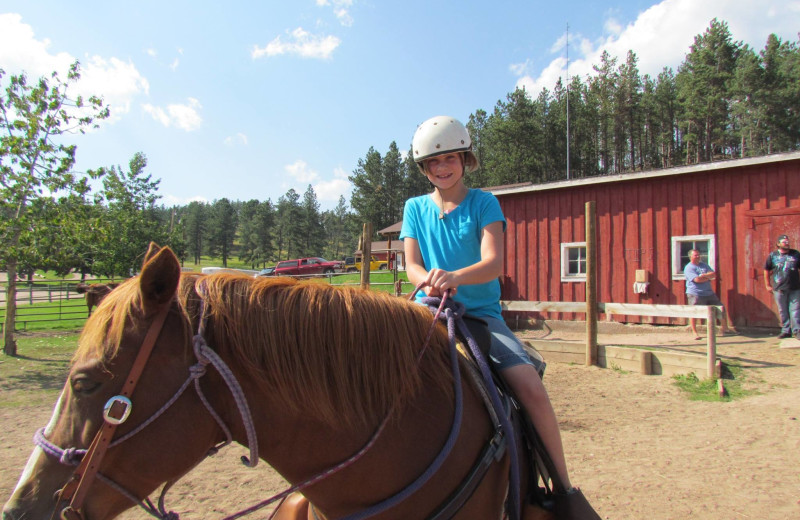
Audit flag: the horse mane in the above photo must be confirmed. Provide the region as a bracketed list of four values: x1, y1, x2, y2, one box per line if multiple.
[77, 273, 452, 430]
[195, 275, 453, 429]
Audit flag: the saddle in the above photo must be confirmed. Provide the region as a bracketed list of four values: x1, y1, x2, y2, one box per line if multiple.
[456, 315, 600, 520]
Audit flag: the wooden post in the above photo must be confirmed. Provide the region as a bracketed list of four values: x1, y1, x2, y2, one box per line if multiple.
[360, 223, 373, 290]
[707, 306, 717, 378]
[585, 201, 598, 366]
[640, 350, 652, 375]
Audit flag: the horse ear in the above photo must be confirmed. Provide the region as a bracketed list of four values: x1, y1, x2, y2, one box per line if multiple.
[143, 242, 162, 266]
[139, 245, 181, 310]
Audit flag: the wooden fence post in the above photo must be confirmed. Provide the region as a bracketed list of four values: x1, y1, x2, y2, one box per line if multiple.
[707, 306, 717, 378]
[586, 201, 598, 366]
[360, 223, 373, 290]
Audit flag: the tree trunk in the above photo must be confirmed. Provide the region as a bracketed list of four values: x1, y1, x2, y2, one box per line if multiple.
[3, 259, 18, 356]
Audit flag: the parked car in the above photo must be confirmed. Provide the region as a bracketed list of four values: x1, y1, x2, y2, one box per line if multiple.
[255, 267, 275, 277]
[343, 255, 387, 272]
[273, 257, 344, 277]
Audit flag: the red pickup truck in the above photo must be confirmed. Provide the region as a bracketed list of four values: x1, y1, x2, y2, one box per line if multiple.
[273, 257, 344, 277]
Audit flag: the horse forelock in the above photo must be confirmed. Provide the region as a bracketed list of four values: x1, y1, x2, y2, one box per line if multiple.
[76, 280, 144, 363]
[198, 275, 453, 430]
[75, 277, 193, 364]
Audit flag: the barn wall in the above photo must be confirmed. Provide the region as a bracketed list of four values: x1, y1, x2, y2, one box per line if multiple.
[497, 157, 800, 328]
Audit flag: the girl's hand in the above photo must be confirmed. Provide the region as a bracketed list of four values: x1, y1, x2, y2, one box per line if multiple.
[423, 268, 459, 297]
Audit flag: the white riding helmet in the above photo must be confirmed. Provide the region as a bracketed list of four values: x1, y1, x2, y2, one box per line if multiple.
[411, 115, 480, 174]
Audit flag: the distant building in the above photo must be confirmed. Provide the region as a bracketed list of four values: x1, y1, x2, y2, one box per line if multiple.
[488, 151, 800, 329]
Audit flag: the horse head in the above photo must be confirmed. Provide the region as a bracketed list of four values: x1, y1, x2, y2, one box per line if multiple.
[3, 243, 224, 520]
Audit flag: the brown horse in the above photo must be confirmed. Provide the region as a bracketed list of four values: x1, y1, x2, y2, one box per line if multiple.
[75, 282, 120, 316]
[3, 244, 543, 520]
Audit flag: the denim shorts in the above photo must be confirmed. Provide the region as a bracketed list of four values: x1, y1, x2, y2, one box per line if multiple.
[687, 293, 722, 306]
[483, 316, 543, 372]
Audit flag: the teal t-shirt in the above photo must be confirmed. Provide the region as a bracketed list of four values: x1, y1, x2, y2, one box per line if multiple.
[399, 189, 506, 319]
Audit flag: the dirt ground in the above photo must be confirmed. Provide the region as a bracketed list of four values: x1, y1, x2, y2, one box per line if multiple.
[2, 324, 799, 519]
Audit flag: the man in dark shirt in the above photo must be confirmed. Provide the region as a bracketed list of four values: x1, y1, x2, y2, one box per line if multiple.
[764, 234, 800, 339]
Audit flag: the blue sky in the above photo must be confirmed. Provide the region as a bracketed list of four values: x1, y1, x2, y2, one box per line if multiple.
[2, 0, 798, 211]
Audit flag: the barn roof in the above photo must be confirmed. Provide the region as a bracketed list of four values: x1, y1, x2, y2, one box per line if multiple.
[486, 150, 800, 197]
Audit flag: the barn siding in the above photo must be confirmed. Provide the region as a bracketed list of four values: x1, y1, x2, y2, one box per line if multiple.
[494, 153, 800, 328]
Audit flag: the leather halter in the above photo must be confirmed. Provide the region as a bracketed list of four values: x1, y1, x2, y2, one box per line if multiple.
[58, 302, 171, 520]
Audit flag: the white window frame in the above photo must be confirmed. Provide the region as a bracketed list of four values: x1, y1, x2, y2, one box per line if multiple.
[561, 242, 587, 282]
[671, 234, 716, 280]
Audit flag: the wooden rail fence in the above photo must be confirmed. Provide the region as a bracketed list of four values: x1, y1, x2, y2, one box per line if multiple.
[501, 300, 722, 378]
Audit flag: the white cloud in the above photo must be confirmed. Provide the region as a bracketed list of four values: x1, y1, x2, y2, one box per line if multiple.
[81, 55, 149, 118]
[0, 13, 72, 76]
[162, 194, 208, 206]
[281, 163, 351, 205]
[0, 13, 148, 123]
[603, 17, 623, 37]
[285, 159, 319, 183]
[509, 59, 531, 77]
[317, 0, 354, 26]
[252, 27, 341, 59]
[515, 0, 800, 96]
[146, 48, 157, 57]
[314, 177, 351, 203]
[142, 98, 202, 131]
[224, 133, 249, 147]
[314, 167, 351, 203]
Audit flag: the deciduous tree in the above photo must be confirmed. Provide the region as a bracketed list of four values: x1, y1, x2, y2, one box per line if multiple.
[0, 62, 108, 356]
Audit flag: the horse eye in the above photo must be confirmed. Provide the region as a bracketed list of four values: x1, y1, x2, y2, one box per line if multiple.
[71, 376, 101, 394]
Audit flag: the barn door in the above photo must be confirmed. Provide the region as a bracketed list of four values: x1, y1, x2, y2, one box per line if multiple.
[747, 211, 800, 327]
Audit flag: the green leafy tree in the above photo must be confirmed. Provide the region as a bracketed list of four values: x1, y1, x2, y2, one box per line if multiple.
[163, 205, 188, 266]
[760, 34, 800, 152]
[466, 110, 490, 187]
[652, 68, 680, 166]
[92, 152, 167, 277]
[206, 198, 238, 267]
[730, 44, 766, 156]
[676, 19, 739, 163]
[254, 200, 275, 266]
[299, 185, 326, 257]
[380, 142, 405, 230]
[567, 75, 599, 178]
[0, 62, 108, 355]
[33, 192, 104, 278]
[617, 51, 644, 170]
[183, 201, 208, 264]
[274, 190, 302, 259]
[402, 146, 430, 201]
[349, 147, 386, 228]
[238, 199, 262, 268]
[484, 88, 546, 184]
[589, 51, 619, 174]
[322, 195, 351, 259]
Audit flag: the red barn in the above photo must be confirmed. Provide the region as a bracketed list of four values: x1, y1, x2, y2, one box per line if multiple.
[488, 151, 800, 329]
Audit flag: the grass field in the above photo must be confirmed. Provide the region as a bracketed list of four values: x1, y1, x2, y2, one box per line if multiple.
[2, 300, 88, 332]
[1, 270, 411, 335]
[0, 333, 78, 408]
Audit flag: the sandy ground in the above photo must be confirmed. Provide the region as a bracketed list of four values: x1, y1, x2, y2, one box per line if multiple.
[2, 324, 799, 519]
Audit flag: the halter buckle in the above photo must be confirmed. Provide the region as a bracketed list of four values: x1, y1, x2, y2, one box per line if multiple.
[103, 396, 132, 425]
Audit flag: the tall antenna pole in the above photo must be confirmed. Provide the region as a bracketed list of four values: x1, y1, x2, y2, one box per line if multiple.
[566, 22, 571, 180]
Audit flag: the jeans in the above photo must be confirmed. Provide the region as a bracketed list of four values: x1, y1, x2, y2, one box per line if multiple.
[483, 316, 545, 375]
[773, 288, 800, 334]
